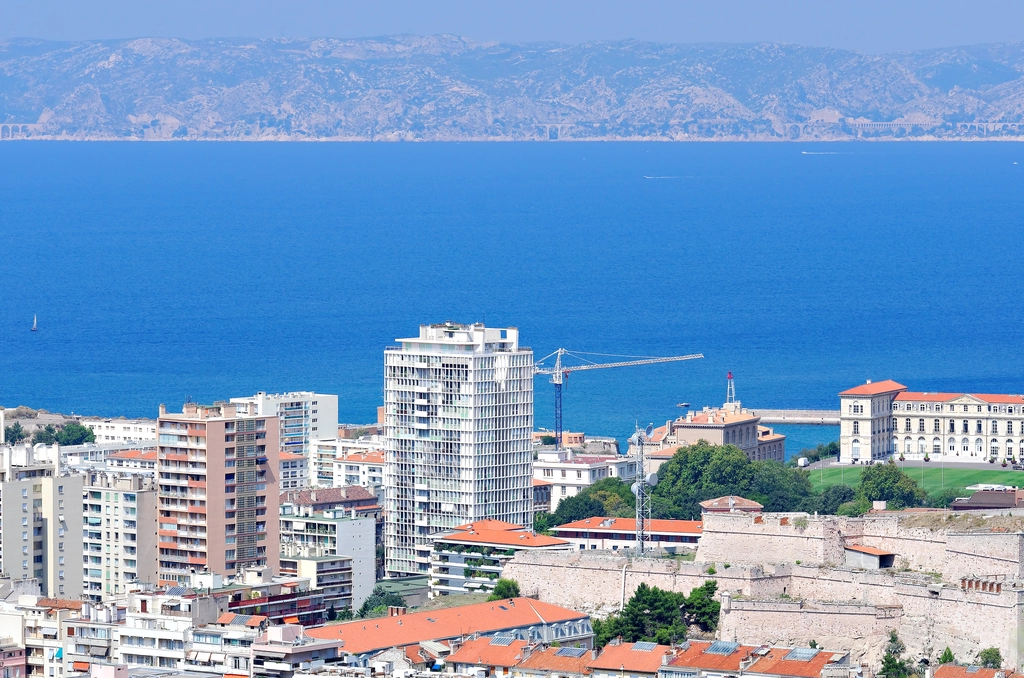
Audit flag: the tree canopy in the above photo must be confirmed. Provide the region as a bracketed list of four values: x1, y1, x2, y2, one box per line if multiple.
[488, 578, 521, 601]
[357, 585, 406, 618]
[857, 461, 926, 510]
[3, 422, 27, 444]
[593, 581, 720, 648]
[29, 422, 95, 446]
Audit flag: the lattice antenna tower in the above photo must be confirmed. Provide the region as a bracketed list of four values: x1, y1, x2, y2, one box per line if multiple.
[631, 423, 656, 554]
[726, 371, 736, 404]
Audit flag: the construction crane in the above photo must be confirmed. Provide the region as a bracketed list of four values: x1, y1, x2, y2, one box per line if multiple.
[534, 348, 704, 450]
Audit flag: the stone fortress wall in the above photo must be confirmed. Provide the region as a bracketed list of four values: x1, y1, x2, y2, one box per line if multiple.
[503, 511, 1024, 668]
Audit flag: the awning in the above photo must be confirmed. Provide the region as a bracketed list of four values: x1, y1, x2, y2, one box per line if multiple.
[88, 647, 108, 657]
[72, 662, 90, 672]
[42, 628, 59, 636]
[211, 653, 226, 663]
[283, 615, 300, 624]
[196, 652, 211, 662]
[187, 651, 199, 660]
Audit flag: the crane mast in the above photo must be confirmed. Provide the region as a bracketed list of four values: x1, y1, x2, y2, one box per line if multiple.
[534, 348, 704, 450]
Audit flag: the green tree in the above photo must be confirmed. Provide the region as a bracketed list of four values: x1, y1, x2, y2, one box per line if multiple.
[926, 488, 966, 509]
[682, 580, 720, 631]
[540, 435, 556, 446]
[978, 648, 1003, 669]
[552, 494, 605, 525]
[55, 422, 95, 446]
[357, 585, 406, 618]
[586, 478, 636, 517]
[613, 583, 688, 646]
[534, 512, 556, 533]
[487, 578, 521, 601]
[938, 647, 954, 665]
[819, 484, 855, 515]
[836, 498, 871, 516]
[858, 461, 925, 509]
[4, 422, 27, 444]
[32, 424, 58, 445]
[338, 607, 354, 621]
[880, 632, 911, 678]
[788, 442, 839, 467]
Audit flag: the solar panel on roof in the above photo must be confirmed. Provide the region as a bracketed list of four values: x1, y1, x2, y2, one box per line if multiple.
[490, 636, 515, 646]
[555, 647, 588, 658]
[232, 614, 252, 625]
[784, 648, 821, 662]
[967, 667, 981, 674]
[632, 642, 658, 652]
[704, 641, 740, 656]
[165, 586, 188, 596]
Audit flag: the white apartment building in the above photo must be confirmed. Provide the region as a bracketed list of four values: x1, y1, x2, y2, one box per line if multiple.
[231, 392, 339, 457]
[838, 380, 904, 464]
[841, 379, 1024, 464]
[116, 589, 224, 670]
[81, 472, 159, 602]
[309, 437, 383, 489]
[533, 449, 637, 511]
[279, 452, 309, 490]
[0, 444, 83, 598]
[81, 418, 157, 443]
[384, 323, 534, 577]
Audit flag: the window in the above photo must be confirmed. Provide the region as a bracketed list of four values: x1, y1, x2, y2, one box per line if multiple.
[905, 418, 911, 432]
[933, 419, 940, 433]
[918, 419, 925, 433]
[1010, 422, 1016, 436]
[992, 421, 999, 434]
[949, 420, 955, 433]
[58, 485, 63, 495]
[977, 420, 983, 434]
[962, 420, 969, 433]
[853, 421, 860, 435]
[21, 489, 27, 498]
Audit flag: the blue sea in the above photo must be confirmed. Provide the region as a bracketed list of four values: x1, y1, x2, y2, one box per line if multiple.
[2, 142, 1023, 457]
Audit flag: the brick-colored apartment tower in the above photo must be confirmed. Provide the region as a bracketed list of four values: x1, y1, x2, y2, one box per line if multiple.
[157, 401, 280, 584]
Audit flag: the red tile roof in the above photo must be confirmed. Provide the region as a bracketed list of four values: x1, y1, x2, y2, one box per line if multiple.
[35, 598, 83, 610]
[517, 646, 593, 675]
[667, 640, 757, 672]
[844, 544, 894, 557]
[586, 642, 673, 673]
[532, 478, 551, 486]
[279, 486, 376, 506]
[745, 647, 848, 678]
[554, 517, 702, 535]
[439, 521, 569, 548]
[839, 380, 907, 396]
[446, 637, 528, 668]
[934, 666, 1018, 678]
[108, 449, 157, 460]
[305, 598, 587, 654]
[342, 450, 385, 463]
[699, 496, 764, 511]
[279, 452, 306, 461]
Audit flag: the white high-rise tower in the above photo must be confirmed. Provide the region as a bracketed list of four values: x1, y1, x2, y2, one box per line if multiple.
[384, 322, 534, 577]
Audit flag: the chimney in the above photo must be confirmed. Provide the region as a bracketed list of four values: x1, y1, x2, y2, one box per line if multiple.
[310, 491, 317, 503]
[521, 646, 533, 661]
[662, 653, 671, 666]
[388, 606, 407, 617]
[590, 649, 599, 661]
[158, 404, 167, 416]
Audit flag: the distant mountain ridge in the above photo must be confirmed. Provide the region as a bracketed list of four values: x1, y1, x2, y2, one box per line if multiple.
[2, 35, 1024, 141]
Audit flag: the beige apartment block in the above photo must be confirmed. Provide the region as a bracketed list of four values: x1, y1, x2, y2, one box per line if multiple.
[644, 402, 786, 465]
[0, 444, 83, 598]
[157, 402, 280, 583]
[81, 471, 159, 601]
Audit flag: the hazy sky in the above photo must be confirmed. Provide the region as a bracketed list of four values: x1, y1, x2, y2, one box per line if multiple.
[3, 0, 1024, 53]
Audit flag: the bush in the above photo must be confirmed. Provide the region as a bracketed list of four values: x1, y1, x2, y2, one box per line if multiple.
[836, 498, 871, 516]
[938, 647, 954, 664]
[357, 585, 406, 618]
[978, 648, 1002, 669]
[926, 488, 966, 509]
[488, 578, 521, 601]
[819, 484, 855, 514]
[858, 461, 925, 509]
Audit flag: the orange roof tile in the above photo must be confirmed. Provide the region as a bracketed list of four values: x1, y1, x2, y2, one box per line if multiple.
[532, 478, 551, 486]
[667, 640, 757, 672]
[279, 452, 306, 461]
[839, 380, 906, 396]
[446, 637, 528, 667]
[677, 411, 759, 426]
[109, 449, 157, 460]
[745, 647, 848, 678]
[934, 666, 1018, 678]
[35, 598, 83, 610]
[217, 612, 268, 627]
[517, 646, 593, 675]
[439, 520, 569, 548]
[342, 450, 385, 463]
[650, 447, 681, 458]
[554, 517, 702, 535]
[586, 642, 673, 673]
[306, 598, 587, 653]
[844, 544, 894, 557]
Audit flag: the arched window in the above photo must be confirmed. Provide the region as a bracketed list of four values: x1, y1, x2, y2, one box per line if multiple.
[962, 437, 970, 453]
[948, 437, 956, 453]
[918, 437, 926, 454]
[904, 437, 912, 454]
[853, 421, 860, 435]
[991, 440, 1000, 457]
[1007, 441, 1015, 458]
[852, 439, 860, 459]
[933, 438, 941, 454]
[976, 438, 984, 454]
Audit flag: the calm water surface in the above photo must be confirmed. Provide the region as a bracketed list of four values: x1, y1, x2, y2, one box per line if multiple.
[1, 142, 1022, 453]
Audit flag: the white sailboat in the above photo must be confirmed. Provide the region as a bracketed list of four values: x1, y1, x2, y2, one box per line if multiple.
[31, 314, 37, 331]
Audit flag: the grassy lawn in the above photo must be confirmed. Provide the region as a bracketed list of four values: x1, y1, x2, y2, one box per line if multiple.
[808, 465, 1024, 495]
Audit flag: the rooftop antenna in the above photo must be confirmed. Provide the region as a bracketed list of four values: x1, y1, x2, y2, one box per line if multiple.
[726, 371, 736, 404]
[630, 423, 657, 554]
